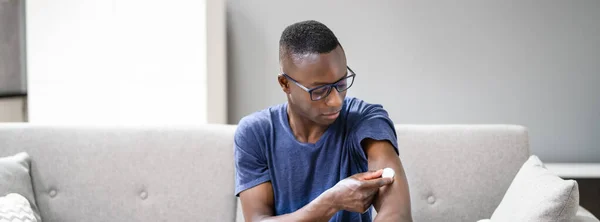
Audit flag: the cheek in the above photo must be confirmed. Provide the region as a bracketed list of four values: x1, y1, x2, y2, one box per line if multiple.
[301, 100, 324, 117]
[339, 90, 348, 98]
[290, 90, 311, 105]
[289, 89, 333, 118]
[290, 91, 315, 112]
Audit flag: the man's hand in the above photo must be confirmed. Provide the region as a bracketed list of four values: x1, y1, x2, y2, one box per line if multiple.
[240, 169, 393, 222]
[325, 169, 394, 213]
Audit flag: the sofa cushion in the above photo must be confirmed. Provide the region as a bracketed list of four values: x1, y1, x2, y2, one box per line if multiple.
[395, 125, 530, 221]
[574, 206, 600, 222]
[0, 125, 237, 222]
[490, 155, 579, 221]
[0, 193, 38, 222]
[0, 152, 41, 221]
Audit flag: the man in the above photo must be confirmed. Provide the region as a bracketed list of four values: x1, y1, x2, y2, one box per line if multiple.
[234, 20, 412, 222]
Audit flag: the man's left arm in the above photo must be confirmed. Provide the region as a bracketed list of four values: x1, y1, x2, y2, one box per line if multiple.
[362, 138, 412, 222]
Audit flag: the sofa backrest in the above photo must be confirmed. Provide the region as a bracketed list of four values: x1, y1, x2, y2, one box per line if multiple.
[394, 125, 530, 221]
[0, 124, 238, 222]
[1, 124, 530, 222]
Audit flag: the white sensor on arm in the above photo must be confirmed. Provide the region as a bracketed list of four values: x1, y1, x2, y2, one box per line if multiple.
[382, 167, 395, 179]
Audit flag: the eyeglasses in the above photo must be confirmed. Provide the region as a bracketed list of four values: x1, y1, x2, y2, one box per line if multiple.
[283, 66, 356, 101]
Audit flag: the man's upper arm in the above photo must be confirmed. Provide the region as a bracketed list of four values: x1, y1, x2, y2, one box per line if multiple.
[348, 100, 412, 221]
[234, 116, 271, 195]
[363, 139, 412, 221]
[234, 116, 275, 221]
[239, 182, 275, 222]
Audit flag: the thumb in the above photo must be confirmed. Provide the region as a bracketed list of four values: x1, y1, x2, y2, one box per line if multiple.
[357, 169, 384, 180]
[363, 177, 394, 189]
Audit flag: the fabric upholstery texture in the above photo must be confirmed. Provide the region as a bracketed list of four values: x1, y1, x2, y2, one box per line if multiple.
[0, 152, 41, 221]
[0, 124, 237, 222]
[0, 124, 597, 222]
[0, 193, 38, 222]
[395, 125, 530, 221]
[490, 155, 579, 222]
[576, 206, 599, 222]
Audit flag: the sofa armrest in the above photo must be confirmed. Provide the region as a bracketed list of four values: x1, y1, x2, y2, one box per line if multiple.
[575, 206, 600, 222]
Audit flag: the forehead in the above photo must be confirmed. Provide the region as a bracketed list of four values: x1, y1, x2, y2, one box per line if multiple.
[283, 46, 347, 86]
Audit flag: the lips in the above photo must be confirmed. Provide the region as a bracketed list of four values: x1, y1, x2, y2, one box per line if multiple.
[322, 110, 341, 119]
[323, 109, 341, 115]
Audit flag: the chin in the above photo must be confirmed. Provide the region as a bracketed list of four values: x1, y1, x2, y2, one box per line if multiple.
[318, 116, 338, 125]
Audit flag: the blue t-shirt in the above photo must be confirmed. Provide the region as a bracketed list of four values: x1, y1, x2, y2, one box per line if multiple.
[234, 97, 399, 222]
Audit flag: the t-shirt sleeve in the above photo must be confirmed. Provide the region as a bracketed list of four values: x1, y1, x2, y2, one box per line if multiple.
[348, 100, 399, 160]
[234, 117, 271, 196]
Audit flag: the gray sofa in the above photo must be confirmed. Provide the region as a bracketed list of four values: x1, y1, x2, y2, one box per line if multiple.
[0, 124, 597, 222]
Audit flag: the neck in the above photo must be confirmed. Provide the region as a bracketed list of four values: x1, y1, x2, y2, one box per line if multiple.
[287, 104, 328, 144]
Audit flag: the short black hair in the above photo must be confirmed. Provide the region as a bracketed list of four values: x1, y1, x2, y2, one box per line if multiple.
[279, 20, 340, 62]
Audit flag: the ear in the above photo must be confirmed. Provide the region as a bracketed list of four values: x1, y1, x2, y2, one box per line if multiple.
[278, 74, 291, 94]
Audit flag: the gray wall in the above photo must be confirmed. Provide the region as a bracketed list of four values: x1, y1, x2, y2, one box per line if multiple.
[227, 1, 600, 163]
[0, 0, 26, 95]
[0, 0, 27, 122]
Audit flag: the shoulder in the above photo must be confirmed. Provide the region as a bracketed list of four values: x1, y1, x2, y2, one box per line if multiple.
[235, 103, 283, 142]
[343, 97, 392, 124]
[342, 97, 399, 151]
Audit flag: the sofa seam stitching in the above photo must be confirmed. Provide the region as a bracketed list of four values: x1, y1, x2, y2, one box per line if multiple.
[557, 181, 576, 217]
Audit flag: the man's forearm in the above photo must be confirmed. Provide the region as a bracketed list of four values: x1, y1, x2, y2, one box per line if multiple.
[259, 191, 338, 222]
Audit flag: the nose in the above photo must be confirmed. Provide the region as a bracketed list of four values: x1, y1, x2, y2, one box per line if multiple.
[325, 88, 343, 108]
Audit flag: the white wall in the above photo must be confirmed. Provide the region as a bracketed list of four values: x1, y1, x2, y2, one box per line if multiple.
[27, 0, 211, 124]
[226, 0, 600, 163]
[206, 0, 228, 124]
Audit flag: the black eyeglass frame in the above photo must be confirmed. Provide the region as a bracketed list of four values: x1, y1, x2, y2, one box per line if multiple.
[282, 66, 356, 101]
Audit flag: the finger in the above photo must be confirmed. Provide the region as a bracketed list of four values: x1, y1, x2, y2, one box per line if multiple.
[362, 177, 394, 188]
[357, 169, 384, 180]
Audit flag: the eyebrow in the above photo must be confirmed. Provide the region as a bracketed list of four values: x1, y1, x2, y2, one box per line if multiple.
[311, 70, 349, 86]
